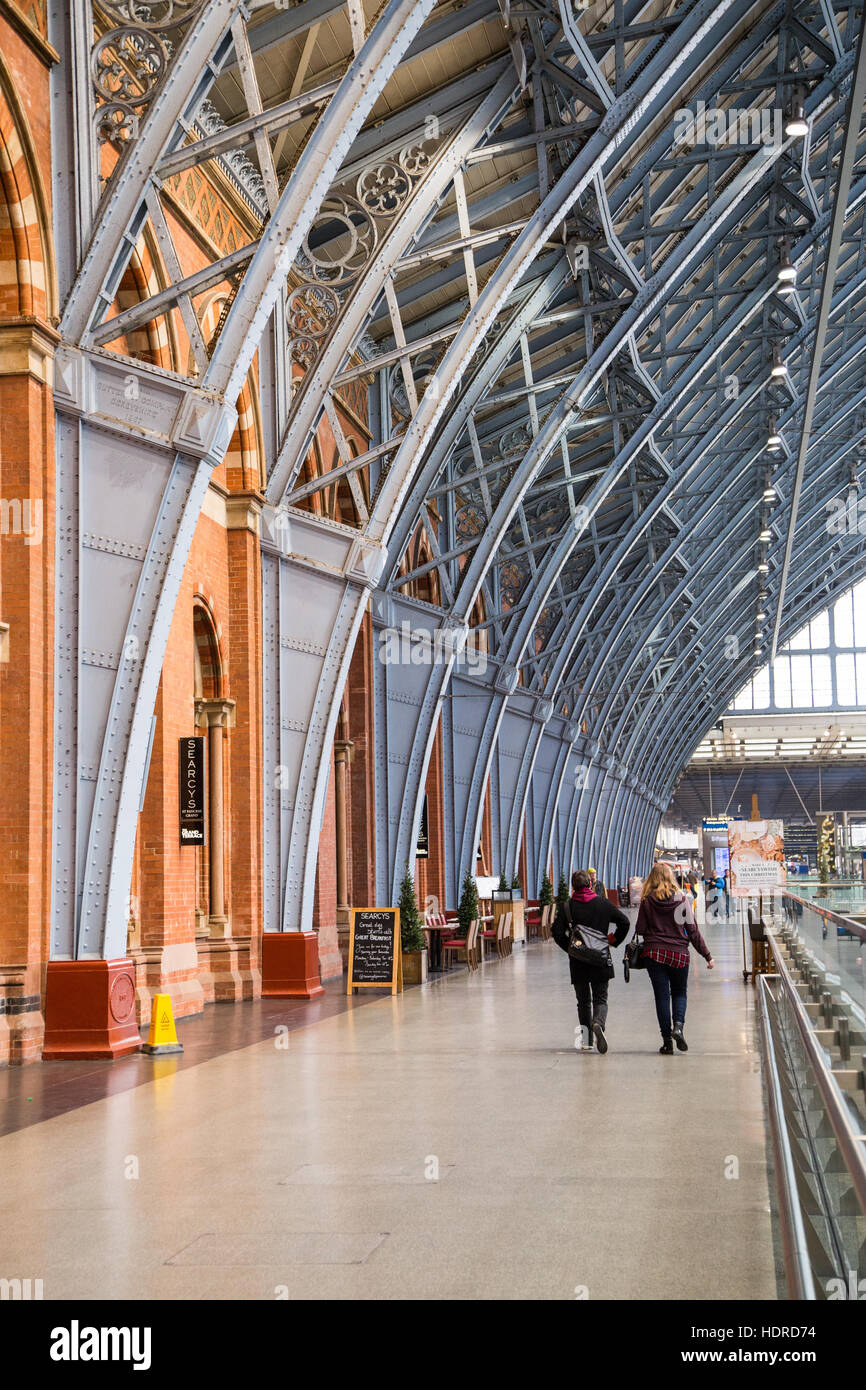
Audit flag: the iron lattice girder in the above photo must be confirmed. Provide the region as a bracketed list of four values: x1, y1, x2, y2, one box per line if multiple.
[389, 13, 861, 636]
[376, 0, 761, 578]
[380, 10, 866, 884]
[65, 0, 500, 347]
[617, 504, 866, 788]
[464, 89, 861, 692]
[577, 250, 866, 746]
[530, 240, 866, 707]
[576, 401, 866, 775]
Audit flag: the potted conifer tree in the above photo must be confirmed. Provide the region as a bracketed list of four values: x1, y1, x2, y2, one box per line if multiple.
[457, 869, 479, 933]
[538, 871, 555, 940]
[539, 873, 554, 910]
[556, 872, 570, 912]
[398, 866, 428, 986]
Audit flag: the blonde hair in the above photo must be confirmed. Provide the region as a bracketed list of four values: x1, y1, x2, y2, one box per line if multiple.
[642, 862, 678, 900]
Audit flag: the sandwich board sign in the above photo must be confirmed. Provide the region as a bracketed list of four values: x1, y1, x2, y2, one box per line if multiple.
[347, 908, 402, 994]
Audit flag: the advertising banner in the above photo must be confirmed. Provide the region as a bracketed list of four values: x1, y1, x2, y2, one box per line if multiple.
[701, 817, 730, 879]
[727, 819, 785, 897]
[416, 794, 429, 859]
[178, 736, 205, 845]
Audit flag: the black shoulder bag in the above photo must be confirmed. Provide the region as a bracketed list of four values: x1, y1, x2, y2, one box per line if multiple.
[623, 932, 646, 980]
[566, 903, 612, 971]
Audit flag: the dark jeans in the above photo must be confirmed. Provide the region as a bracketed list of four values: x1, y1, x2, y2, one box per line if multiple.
[571, 966, 609, 1030]
[645, 958, 689, 1039]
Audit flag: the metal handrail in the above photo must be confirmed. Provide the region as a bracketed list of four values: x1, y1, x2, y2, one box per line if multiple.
[757, 974, 817, 1300]
[768, 936, 866, 1216]
[781, 889, 866, 944]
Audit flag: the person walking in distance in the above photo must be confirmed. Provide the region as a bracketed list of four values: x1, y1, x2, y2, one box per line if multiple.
[587, 866, 606, 900]
[553, 870, 630, 1053]
[635, 861, 714, 1054]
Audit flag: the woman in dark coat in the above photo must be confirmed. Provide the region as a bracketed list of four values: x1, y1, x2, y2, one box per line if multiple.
[553, 870, 630, 1053]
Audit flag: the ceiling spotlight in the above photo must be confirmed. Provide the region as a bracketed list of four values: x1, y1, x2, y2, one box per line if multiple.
[785, 99, 808, 139]
[759, 527, 772, 542]
[776, 245, 796, 285]
[757, 609, 767, 621]
[770, 346, 788, 378]
[763, 484, 777, 501]
[753, 646, 763, 657]
[757, 560, 769, 573]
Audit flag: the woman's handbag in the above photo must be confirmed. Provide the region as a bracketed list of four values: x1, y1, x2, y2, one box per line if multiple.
[623, 934, 646, 981]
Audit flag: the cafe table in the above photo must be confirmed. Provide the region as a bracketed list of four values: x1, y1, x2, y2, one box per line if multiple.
[424, 922, 454, 972]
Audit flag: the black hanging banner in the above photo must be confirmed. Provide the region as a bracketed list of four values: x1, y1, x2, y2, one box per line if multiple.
[416, 794, 429, 859]
[179, 736, 206, 845]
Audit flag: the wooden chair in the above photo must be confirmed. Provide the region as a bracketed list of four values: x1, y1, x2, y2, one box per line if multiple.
[501, 909, 513, 957]
[480, 915, 501, 959]
[540, 903, 553, 941]
[483, 910, 513, 959]
[442, 918, 479, 971]
[526, 901, 540, 939]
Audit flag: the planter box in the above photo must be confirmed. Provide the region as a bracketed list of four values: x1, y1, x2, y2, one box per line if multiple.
[492, 897, 525, 942]
[401, 947, 428, 987]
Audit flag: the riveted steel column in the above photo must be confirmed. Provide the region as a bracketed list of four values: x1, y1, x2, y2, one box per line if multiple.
[260, 509, 385, 933]
[52, 350, 237, 960]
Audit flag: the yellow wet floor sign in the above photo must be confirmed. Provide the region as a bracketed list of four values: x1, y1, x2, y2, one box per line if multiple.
[142, 993, 183, 1056]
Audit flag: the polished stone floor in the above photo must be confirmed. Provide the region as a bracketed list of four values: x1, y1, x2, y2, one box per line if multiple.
[0, 911, 779, 1300]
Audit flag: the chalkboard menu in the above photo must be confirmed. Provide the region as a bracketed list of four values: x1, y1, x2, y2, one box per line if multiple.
[347, 908, 402, 994]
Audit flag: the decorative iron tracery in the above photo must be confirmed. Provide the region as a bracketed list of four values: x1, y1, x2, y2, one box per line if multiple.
[93, 0, 208, 145]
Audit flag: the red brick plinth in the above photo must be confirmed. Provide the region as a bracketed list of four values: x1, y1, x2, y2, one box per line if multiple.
[261, 932, 325, 999]
[43, 959, 143, 1060]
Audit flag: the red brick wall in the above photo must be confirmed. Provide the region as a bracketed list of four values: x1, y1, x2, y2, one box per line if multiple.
[415, 720, 446, 913]
[0, 14, 55, 1063]
[347, 612, 376, 910]
[131, 502, 265, 1019]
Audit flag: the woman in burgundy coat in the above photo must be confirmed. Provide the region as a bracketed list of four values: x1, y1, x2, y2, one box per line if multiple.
[635, 861, 714, 1054]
